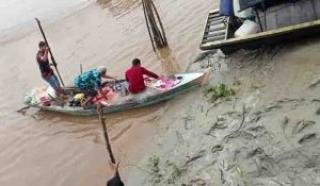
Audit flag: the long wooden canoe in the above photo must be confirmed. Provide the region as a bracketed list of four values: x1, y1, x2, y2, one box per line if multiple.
[25, 72, 204, 116]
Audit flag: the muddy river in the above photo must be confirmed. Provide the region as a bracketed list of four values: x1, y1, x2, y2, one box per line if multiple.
[0, 0, 215, 185]
[2, 0, 320, 185]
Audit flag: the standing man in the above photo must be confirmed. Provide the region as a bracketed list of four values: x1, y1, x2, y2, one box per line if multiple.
[125, 58, 159, 94]
[36, 41, 62, 95]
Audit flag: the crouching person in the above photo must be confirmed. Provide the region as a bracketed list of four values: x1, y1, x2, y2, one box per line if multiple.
[74, 66, 116, 107]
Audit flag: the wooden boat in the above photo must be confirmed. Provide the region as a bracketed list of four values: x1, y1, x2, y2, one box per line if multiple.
[200, 0, 320, 54]
[25, 72, 204, 116]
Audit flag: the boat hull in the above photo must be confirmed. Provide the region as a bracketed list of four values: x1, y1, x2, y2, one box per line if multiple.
[26, 72, 204, 116]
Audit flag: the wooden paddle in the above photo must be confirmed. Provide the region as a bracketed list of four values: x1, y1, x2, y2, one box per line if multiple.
[35, 18, 65, 87]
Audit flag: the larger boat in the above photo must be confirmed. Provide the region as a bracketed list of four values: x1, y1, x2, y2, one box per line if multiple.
[200, 0, 320, 54]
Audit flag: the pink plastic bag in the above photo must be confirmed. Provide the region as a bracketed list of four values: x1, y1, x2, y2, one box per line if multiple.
[157, 76, 178, 90]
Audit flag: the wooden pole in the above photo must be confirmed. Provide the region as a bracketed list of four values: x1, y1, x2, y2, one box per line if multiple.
[97, 105, 122, 182]
[142, 0, 157, 52]
[145, 0, 163, 47]
[142, 0, 168, 51]
[35, 18, 65, 87]
[97, 104, 116, 164]
[149, 0, 167, 46]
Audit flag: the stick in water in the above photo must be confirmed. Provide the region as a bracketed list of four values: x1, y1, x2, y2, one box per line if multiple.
[97, 104, 124, 185]
[35, 18, 65, 87]
[97, 104, 116, 163]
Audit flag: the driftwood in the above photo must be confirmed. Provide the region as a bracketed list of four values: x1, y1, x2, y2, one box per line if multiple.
[298, 133, 317, 144]
[223, 105, 246, 142]
[184, 150, 206, 166]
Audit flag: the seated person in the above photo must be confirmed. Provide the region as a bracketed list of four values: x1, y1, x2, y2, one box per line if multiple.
[74, 66, 116, 106]
[125, 58, 159, 94]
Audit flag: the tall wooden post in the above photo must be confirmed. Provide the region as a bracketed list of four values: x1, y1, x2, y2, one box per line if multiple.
[97, 105, 122, 182]
[142, 0, 168, 51]
[97, 105, 116, 164]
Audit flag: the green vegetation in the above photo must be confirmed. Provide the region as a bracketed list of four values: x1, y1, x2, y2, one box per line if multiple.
[166, 161, 186, 184]
[148, 155, 162, 184]
[204, 83, 236, 102]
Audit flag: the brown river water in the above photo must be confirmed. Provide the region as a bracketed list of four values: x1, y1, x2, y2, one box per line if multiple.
[0, 0, 216, 185]
[3, 0, 320, 185]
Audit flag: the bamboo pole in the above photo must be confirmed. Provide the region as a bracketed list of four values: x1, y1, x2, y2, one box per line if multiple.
[142, 0, 168, 50]
[142, 0, 157, 51]
[97, 104, 116, 164]
[145, 0, 163, 47]
[35, 18, 65, 87]
[97, 105, 122, 181]
[149, 0, 167, 46]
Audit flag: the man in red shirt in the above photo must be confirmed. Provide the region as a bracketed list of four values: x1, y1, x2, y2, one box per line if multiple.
[125, 58, 159, 94]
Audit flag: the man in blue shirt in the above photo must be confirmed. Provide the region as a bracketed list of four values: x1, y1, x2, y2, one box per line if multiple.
[74, 66, 116, 106]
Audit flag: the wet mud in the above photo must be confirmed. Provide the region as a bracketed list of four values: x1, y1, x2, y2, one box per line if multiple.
[128, 39, 320, 185]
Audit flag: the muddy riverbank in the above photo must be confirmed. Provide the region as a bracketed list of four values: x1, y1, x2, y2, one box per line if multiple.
[127, 39, 320, 185]
[1, 0, 320, 185]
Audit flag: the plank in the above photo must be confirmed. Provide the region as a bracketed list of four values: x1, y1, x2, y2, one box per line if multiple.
[208, 13, 221, 19]
[203, 35, 226, 43]
[208, 20, 225, 26]
[206, 30, 226, 37]
[208, 16, 224, 21]
[207, 23, 226, 32]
